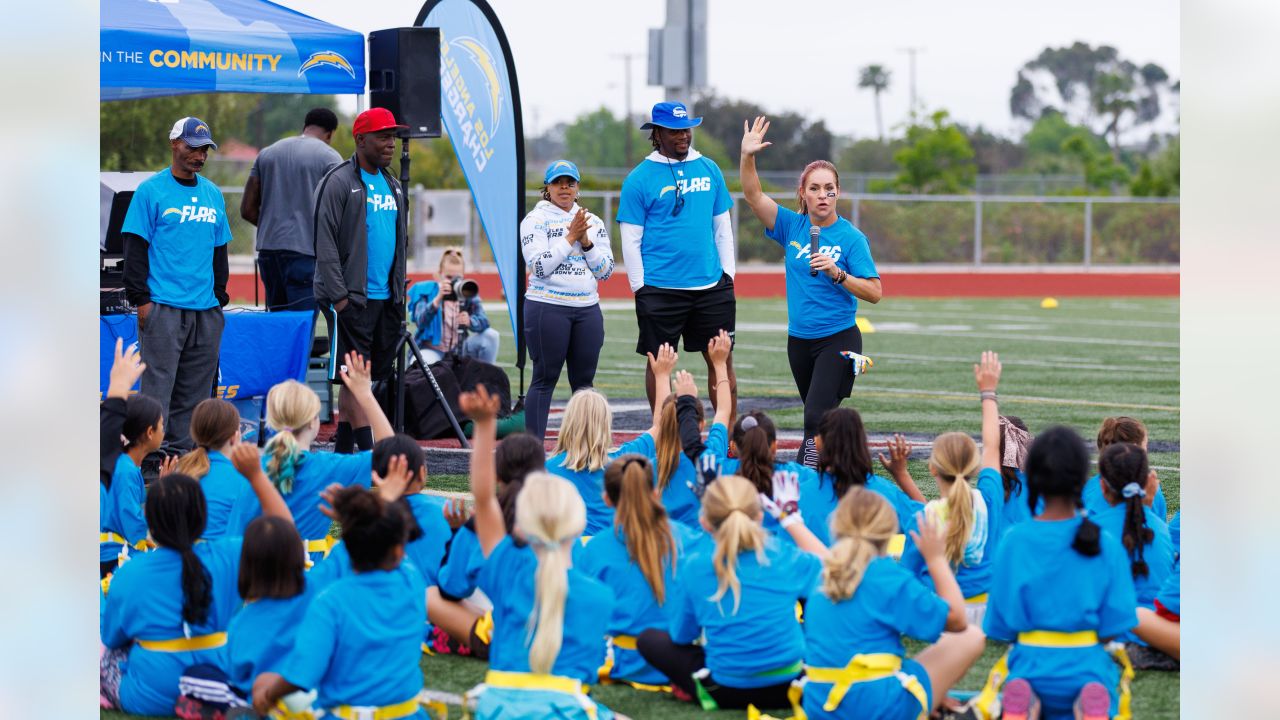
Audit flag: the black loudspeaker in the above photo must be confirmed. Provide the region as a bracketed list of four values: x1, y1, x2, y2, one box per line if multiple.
[368, 27, 442, 138]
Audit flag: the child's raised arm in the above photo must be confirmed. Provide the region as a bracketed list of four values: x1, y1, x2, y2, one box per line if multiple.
[877, 433, 927, 503]
[974, 351, 1003, 471]
[707, 330, 733, 429]
[762, 470, 830, 558]
[910, 510, 968, 631]
[340, 351, 394, 443]
[644, 343, 678, 438]
[460, 385, 505, 557]
[230, 444, 293, 524]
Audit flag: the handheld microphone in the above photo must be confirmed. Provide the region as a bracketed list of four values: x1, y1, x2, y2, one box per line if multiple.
[809, 226, 821, 276]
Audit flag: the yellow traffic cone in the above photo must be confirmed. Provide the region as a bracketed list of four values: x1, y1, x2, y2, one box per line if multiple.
[1040, 297, 1059, 309]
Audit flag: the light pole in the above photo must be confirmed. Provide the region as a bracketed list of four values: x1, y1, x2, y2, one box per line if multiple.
[898, 46, 925, 119]
[613, 52, 637, 160]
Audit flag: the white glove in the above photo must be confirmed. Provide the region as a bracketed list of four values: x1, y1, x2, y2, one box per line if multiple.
[760, 470, 803, 528]
[689, 452, 720, 499]
[840, 351, 874, 377]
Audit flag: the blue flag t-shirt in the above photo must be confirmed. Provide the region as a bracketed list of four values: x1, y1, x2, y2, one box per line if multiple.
[765, 205, 878, 339]
[361, 168, 398, 300]
[617, 151, 733, 289]
[121, 169, 231, 310]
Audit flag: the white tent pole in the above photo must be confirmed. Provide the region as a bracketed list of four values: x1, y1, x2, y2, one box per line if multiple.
[356, 93, 365, 114]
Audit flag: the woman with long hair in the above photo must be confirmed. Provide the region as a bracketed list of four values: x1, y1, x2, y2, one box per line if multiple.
[740, 116, 882, 469]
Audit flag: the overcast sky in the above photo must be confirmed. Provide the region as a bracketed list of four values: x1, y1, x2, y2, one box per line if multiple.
[295, 0, 1179, 140]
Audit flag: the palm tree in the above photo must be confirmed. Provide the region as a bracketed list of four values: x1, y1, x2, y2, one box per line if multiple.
[858, 64, 891, 140]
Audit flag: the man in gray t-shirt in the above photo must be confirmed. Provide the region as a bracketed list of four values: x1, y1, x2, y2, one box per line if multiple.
[241, 107, 342, 312]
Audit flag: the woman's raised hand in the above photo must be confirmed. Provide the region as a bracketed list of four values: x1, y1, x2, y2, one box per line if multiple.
[740, 116, 772, 156]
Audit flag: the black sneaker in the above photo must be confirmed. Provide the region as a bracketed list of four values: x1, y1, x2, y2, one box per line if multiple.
[1126, 642, 1179, 671]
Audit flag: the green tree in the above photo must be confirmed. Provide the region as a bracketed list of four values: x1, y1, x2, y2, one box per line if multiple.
[1061, 131, 1129, 192]
[1009, 42, 1174, 156]
[893, 110, 976, 194]
[563, 107, 648, 168]
[101, 93, 261, 170]
[1022, 110, 1110, 176]
[1129, 135, 1178, 196]
[957, 124, 1024, 174]
[857, 64, 891, 141]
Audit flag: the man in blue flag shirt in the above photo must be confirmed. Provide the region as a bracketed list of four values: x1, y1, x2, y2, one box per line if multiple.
[122, 117, 231, 445]
[313, 107, 408, 453]
[618, 101, 737, 420]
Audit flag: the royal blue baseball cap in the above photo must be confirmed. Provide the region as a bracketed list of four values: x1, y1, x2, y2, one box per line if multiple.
[543, 159, 581, 184]
[640, 101, 703, 130]
[168, 117, 218, 149]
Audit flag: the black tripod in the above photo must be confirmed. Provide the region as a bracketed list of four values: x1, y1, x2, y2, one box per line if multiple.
[390, 136, 470, 448]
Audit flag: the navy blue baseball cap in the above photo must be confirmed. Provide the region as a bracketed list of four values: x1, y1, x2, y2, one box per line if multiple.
[543, 159, 581, 184]
[168, 116, 218, 150]
[640, 101, 703, 130]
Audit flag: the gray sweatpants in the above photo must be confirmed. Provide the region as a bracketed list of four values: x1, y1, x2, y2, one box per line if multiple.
[139, 304, 224, 444]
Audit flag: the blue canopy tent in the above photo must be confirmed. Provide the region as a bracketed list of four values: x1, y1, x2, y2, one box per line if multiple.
[101, 0, 365, 100]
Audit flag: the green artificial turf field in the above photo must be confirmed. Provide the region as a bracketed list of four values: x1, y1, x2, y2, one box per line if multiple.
[101, 296, 1180, 719]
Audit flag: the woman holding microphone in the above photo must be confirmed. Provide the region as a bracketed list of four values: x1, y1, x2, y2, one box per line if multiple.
[740, 116, 882, 469]
[520, 160, 616, 440]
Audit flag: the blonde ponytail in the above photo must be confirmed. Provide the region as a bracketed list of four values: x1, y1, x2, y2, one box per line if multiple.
[929, 432, 981, 567]
[822, 487, 898, 601]
[262, 380, 321, 493]
[514, 473, 587, 674]
[702, 475, 767, 613]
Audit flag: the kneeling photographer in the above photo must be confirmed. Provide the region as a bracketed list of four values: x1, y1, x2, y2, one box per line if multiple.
[410, 247, 500, 364]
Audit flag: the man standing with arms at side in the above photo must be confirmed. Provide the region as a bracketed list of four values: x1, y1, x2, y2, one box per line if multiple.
[618, 101, 738, 420]
[121, 117, 231, 446]
[241, 107, 341, 312]
[313, 107, 407, 454]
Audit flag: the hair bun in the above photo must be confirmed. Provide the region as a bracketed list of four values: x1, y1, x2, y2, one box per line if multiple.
[740, 416, 758, 431]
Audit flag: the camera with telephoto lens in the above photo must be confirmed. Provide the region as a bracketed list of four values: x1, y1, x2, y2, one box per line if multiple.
[450, 276, 479, 302]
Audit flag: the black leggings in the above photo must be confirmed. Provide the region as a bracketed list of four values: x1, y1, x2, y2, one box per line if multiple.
[636, 629, 795, 710]
[524, 301, 605, 440]
[787, 325, 861, 462]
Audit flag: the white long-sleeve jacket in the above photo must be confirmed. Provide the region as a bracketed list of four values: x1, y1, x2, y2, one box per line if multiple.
[519, 200, 615, 307]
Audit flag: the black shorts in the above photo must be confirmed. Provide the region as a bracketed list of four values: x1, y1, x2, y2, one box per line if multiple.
[325, 299, 402, 385]
[634, 273, 736, 355]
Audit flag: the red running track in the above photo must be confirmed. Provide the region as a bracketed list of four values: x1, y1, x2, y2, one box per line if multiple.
[228, 268, 1178, 304]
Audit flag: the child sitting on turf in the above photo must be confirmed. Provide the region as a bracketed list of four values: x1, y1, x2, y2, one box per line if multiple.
[801, 407, 925, 545]
[428, 431, 546, 659]
[100, 447, 292, 717]
[1083, 416, 1168, 519]
[979, 426, 1138, 720]
[580, 454, 711, 689]
[251, 462, 431, 719]
[636, 332, 733, 528]
[547, 343, 678, 535]
[899, 352, 1007, 623]
[229, 352, 394, 563]
[799, 487, 985, 720]
[460, 384, 618, 720]
[176, 398, 247, 539]
[223, 515, 315, 710]
[101, 393, 164, 578]
[1094, 442, 1176, 667]
[996, 415, 1034, 533]
[637, 474, 821, 711]
[1133, 557, 1180, 662]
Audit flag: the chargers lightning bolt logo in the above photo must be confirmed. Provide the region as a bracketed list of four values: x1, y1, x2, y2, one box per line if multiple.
[298, 51, 355, 78]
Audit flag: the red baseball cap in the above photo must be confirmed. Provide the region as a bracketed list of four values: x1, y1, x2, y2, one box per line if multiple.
[352, 107, 407, 136]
